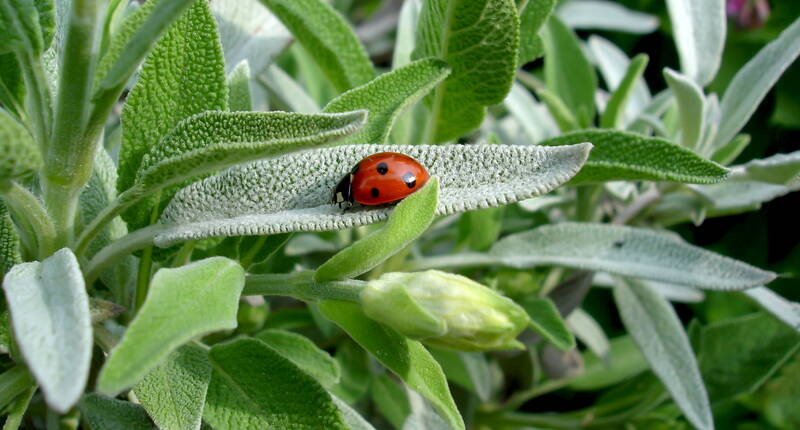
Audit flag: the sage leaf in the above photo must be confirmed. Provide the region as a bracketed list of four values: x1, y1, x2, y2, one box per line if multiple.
[254, 329, 340, 388]
[588, 36, 651, 123]
[734, 150, 800, 185]
[540, 129, 729, 184]
[371, 374, 411, 429]
[503, 82, 559, 144]
[2, 385, 35, 430]
[98, 257, 244, 396]
[613, 278, 713, 430]
[134, 344, 211, 430]
[429, 348, 492, 402]
[744, 288, 800, 333]
[413, 0, 520, 142]
[490, 223, 776, 290]
[557, 0, 659, 34]
[315, 178, 438, 282]
[323, 58, 450, 145]
[663, 68, 705, 149]
[711, 133, 750, 165]
[156, 143, 591, 246]
[319, 300, 465, 430]
[259, 0, 374, 93]
[204, 338, 347, 430]
[692, 180, 800, 217]
[0, 202, 21, 275]
[118, 0, 227, 228]
[260, 64, 320, 113]
[566, 308, 610, 361]
[332, 395, 377, 430]
[227, 60, 252, 112]
[80, 149, 126, 257]
[567, 336, 647, 390]
[0, 0, 45, 54]
[0, 366, 33, 411]
[402, 388, 452, 430]
[2, 248, 91, 413]
[520, 297, 575, 351]
[665, 0, 725, 86]
[392, 0, 422, 68]
[599, 54, 649, 129]
[0, 108, 41, 181]
[518, 0, 555, 65]
[714, 17, 800, 148]
[79, 394, 156, 430]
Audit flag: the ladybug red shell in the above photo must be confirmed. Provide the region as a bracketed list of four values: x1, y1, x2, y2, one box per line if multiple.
[332, 152, 430, 208]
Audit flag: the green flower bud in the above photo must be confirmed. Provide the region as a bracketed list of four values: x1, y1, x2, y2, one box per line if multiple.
[360, 270, 530, 351]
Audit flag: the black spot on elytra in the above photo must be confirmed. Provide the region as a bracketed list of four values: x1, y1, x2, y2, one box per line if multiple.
[402, 172, 416, 188]
[371, 187, 380, 198]
[376, 162, 388, 175]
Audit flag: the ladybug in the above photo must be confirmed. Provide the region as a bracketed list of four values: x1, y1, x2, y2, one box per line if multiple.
[332, 152, 430, 208]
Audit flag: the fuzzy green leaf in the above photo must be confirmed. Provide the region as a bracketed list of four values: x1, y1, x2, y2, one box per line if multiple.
[540, 129, 729, 184]
[259, 0, 374, 93]
[413, 0, 520, 142]
[98, 257, 244, 396]
[371, 374, 411, 429]
[614, 278, 713, 430]
[118, 0, 227, 228]
[156, 143, 590, 246]
[520, 297, 575, 350]
[315, 178, 438, 282]
[134, 344, 212, 430]
[0, 108, 41, 182]
[490, 223, 776, 290]
[664, 68, 705, 149]
[744, 288, 800, 333]
[79, 394, 156, 430]
[665, 0, 725, 85]
[735, 151, 800, 185]
[79, 149, 126, 257]
[0, 202, 20, 275]
[227, 60, 252, 112]
[323, 58, 450, 145]
[557, 0, 659, 34]
[319, 300, 465, 430]
[204, 338, 347, 430]
[254, 329, 340, 388]
[599, 54, 648, 129]
[711, 133, 750, 165]
[0, 0, 44, 54]
[588, 36, 651, 124]
[333, 395, 377, 430]
[518, 0, 555, 65]
[2, 248, 91, 413]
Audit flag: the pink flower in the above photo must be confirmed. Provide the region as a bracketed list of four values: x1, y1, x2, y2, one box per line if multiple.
[727, 0, 770, 29]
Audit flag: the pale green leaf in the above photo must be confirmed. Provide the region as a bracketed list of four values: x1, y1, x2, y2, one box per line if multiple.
[0, 202, 21, 275]
[329, 340, 370, 404]
[557, 0, 658, 34]
[332, 395, 377, 430]
[503, 82, 558, 144]
[413, 0, 520, 142]
[402, 388, 452, 430]
[79, 394, 156, 430]
[156, 143, 591, 246]
[711, 133, 750, 165]
[392, 0, 422, 68]
[518, 0, 555, 65]
[371, 374, 410, 429]
[567, 336, 647, 390]
[744, 288, 800, 333]
[594, 273, 706, 303]
[666, 0, 725, 86]
[536, 87, 579, 132]
[663, 68, 705, 149]
[323, 58, 450, 145]
[34, 0, 54, 49]
[2, 385, 35, 430]
[566, 309, 610, 361]
[588, 36, 651, 124]
[2, 248, 91, 413]
[315, 178, 438, 282]
[540, 129, 729, 184]
[429, 348, 492, 402]
[0, 108, 41, 181]
[134, 344, 211, 430]
[254, 329, 340, 388]
[204, 338, 347, 430]
[98, 257, 245, 396]
[259, 0, 374, 93]
[227, 60, 252, 112]
[490, 223, 776, 290]
[692, 180, 800, 217]
[734, 151, 800, 185]
[614, 278, 713, 430]
[259, 64, 320, 113]
[319, 300, 465, 430]
[520, 297, 575, 350]
[600, 54, 649, 129]
[714, 17, 800, 148]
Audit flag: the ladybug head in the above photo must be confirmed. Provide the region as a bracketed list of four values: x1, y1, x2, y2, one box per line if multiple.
[331, 172, 354, 208]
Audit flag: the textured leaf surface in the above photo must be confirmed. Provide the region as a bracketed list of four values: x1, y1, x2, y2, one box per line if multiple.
[665, 0, 725, 85]
[744, 288, 800, 333]
[156, 143, 590, 246]
[557, 0, 658, 34]
[413, 0, 520, 142]
[80, 149, 126, 257]
[319, 300, 464, 430]
[0, 0, 44, 54]
[664, 68, 705, 149]
[204, 338, 347, 430]
[260, 0, 374, 93]
[541, 129, 729, 184]
[490, 223, 775, 290]
[79, 394, 156, 430]
[98, 258, 244, 396]
[134, 344, 211, 430]
[323, 58, 450, 145]
[614, 279, 713, 430]
[2, 248, 91, 413]
[118, 0, 227, 228]
[315, 178, 438, 282]
[227, 60, 252, 111]
[254, 329, 340, 388]
[518, 0, 555, 65]
[520, 297, 575, 350]
[0, 202, 21, 275]
[0, 108, 41, 181]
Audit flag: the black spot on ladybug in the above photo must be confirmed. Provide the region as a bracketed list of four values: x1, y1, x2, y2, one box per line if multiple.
[371, 187, 380, 198]
[402, 172, 416, 188]
[613, 240, 624, 248]
[376, 162, 388, 175]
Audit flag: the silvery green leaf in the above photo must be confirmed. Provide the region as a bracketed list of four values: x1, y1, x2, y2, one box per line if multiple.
[567, 308, 610, 361]
[744, 287, 800, 333]
[2, 248, 91, 413]
[663, 68, 705, 149]
[557, 0, 658, 34]
[490, 223, 776, 290]
[593, 272, 705, 303]
[332, 395, 376, 430]
[227, 60, 252, 112]
[155, 143, 592, 246]
[429, 348, 492, 402]
[401, 388, 451, 430]
[0, 107, 41, 182]
[503, 82, 558, 144]
[699, 93, 721, 156]
[614, 278, 713, 430]
[517, 195, 570, 213]
[692, 180, 800, 217]
[567, 336, 647, 391]
[666, 0, 725, 86]
[392, 0, 422, 68]
[599, 54, 649, 129]
[285, 234, 338, 256]
[733, 151, 800, 185]
[713, 17, 800, 149]
[80, 149, 127, 257]
[259, 64, 319, 113]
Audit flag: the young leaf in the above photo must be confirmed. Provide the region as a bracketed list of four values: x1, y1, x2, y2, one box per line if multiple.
[260, 64, 320, 113]
[540, 129, 729, 184]
[254, 329, 340, 388]
[2, 248, 91, 413]
[490, 223, 776, 290]
[227, 60, 252, 112]
[80, 149, 126, 257]
[744, 288, 800, 333]
[599, 54, 649, 129]
[567, 336, 647, 391]
[0, 202, 21, 275]
[98, 257, 245, 396]
[566, 309, 610, 362]
[392, 0, 422, 68]
[663, 68, 705, 149]
[520, 297, 576, 351]
[134, 344, 212, 430]
[711, 133, 750, 165]
[429, 348, 492, 402]
[503, 82, 559, 143]
[557, 0, 659, 34]
[588, 36, 651, 123]
[371, 374, 411, 429]
[0, 108, 41, 181]
[259, 0, 374, 93]
[518, 0, 556, 65]
[713, 17, 800, 148]
[665, 0, 725, 86]
[413, 0, 520, 143]
[118, 0, 227, 228]
[542, 16, 596, 128]
[613, 278, 713, 430]
[204, 338, 347, 430]
[315, 178, 438, 282]
[319, 300, 465, 430]
[79, 394, 156, 430]
[156, 143, 591, 246]
[735, 151, 800, 185]
[0, 0, 45, 54]
[323, 58, 450, 145]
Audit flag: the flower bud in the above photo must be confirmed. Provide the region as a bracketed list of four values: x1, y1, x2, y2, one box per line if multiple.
[360, 270, 530, 351]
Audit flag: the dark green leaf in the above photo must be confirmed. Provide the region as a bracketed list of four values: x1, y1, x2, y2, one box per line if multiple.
[600, 54, 648, 129]
[520, 297, 575, 350]
[254, 329, 340, 388]
[518, 0, 555, 65]
[0, 107, 41, 182]
[79, 394, 156, 430]
[568, 336, 647, 390]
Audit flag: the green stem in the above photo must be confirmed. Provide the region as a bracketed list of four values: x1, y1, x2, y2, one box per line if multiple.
[172, 240, 195, 267]
[83, 224, 165, 284]
[74, 188, 138, 257]
[239, 236, 267, 268]
[0, 366, 33, 411]
[0, 181, 57, 258]
[134, 245, 154, 311]
[16, 49, 51, 152]
[575, 185, 603, 222]
[244, 271, 366, 303]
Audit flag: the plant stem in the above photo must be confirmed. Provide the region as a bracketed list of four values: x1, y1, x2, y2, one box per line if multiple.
[15, 48, 51, 153]
[83, 224, 165, 284]
[239, 236, 267, 268]
[134, 245, 154, 311]
[172, 240, 195, 267]
[0, 366, 33, 411]
[575, 185, 602, 222]
[612, 186, 661, 225]
[244, 271, 366, 303]
[0, 181, 57, 258]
